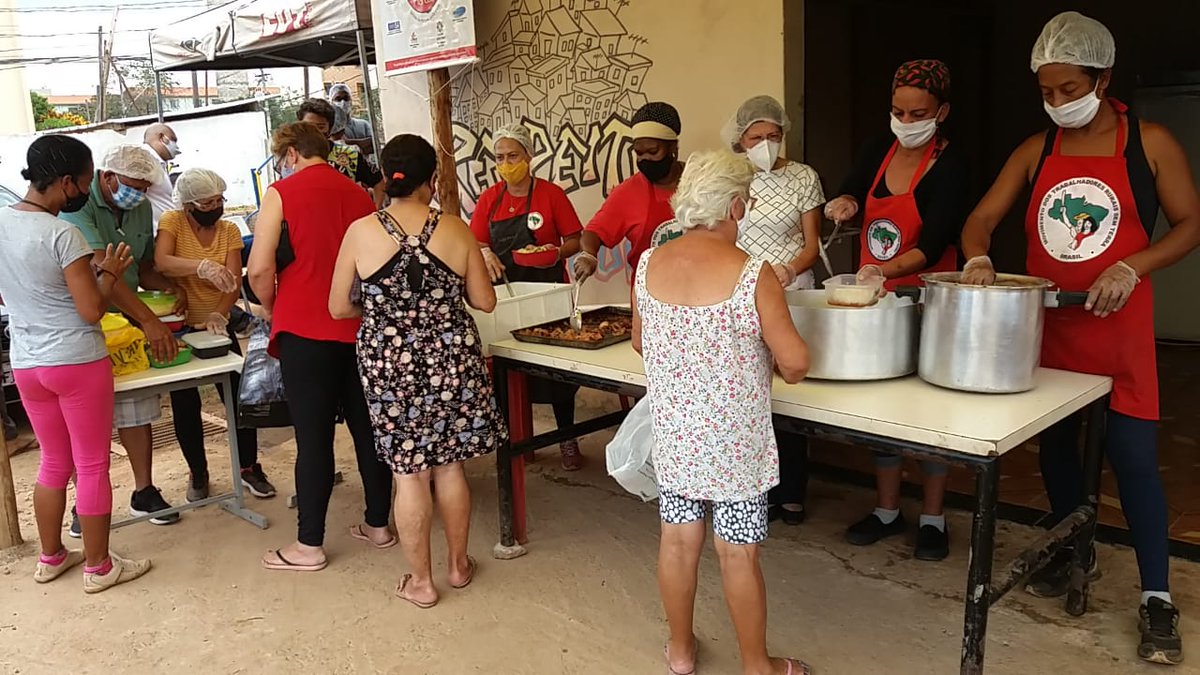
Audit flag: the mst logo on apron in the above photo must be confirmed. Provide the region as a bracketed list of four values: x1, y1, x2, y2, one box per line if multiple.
[1037, 177, 1121, 262]
[865, 218, 902, 261]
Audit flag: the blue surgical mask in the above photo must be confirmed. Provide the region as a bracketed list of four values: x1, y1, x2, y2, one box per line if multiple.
[111, 179, 147, 211]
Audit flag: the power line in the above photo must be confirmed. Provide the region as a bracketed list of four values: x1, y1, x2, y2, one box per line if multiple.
[0, 28, 154, 38]
[0, 2, 204, 12]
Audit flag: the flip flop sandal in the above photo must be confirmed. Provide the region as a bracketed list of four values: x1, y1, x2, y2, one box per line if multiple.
[395, 574, 438, 609]
[261, 549, 327, 572]
[784, 658, 812, 675]
[450, 555, 477, 589]
[663, 639, 698, 675]
[349, 524, 398, 549]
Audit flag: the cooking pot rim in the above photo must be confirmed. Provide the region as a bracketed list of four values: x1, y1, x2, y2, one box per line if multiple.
[920, 271, 1054, 290]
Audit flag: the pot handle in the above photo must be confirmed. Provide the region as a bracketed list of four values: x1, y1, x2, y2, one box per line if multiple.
[1044, 291, 1090, 308]
[894, 286, 924, 302]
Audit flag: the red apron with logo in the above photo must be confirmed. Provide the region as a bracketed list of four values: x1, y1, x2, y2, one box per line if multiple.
[628, 176, 676, 274]
[1024, 104, 1157, 420]
[860, 140, 957, 290]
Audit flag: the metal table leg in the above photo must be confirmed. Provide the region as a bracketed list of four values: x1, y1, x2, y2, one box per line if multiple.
[217, 372, 267, 529]
[961, 459, 1000, 675]
[1067, 397, 1108, 616]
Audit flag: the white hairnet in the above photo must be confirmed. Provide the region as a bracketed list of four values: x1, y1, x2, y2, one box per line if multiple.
[328, 82, 352, 99]
[1030, 11, 1115, 73]
[101, 144, 161, 182]
[493, 123, 533, 154]
[173, 168, 226, 207]
[723, 95, 791, 149]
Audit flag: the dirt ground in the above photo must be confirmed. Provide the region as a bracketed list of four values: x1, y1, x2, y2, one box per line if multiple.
[0, 390, 1197, 675]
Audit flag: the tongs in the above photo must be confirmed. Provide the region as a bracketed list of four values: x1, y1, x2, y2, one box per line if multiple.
[500, 270, 515, 299]
[569, 280, 583, 330]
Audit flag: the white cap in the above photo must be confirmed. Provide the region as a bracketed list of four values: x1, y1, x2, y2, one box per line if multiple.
[493, 123, 533, 154]
[101, 144, 161, 182]
[173, 168, 226, 207]
[1030, 11, 1116, 73]
[723, 95, 791, 148]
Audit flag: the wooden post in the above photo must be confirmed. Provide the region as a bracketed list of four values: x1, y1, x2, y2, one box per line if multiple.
[428, 67, 462, 217]
[0, 441, 22, 549]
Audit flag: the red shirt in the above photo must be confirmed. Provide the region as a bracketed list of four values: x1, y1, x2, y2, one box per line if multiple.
[469, 179, 583, 245]
[585, 173, 675, 264]
[269, 163, 375, 355]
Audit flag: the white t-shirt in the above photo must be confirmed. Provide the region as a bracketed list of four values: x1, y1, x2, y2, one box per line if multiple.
[0, 208, 106, 368]
[141, 143, 174, 226]
[738, 160, 825, 288]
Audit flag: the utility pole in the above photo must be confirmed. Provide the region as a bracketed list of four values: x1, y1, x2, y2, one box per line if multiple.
[191, 71, 201, 109]
[96, 26, 105, 121]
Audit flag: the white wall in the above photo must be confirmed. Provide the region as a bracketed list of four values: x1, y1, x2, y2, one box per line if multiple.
[0, 111, 269, 208]
[0, 0, 34, 137]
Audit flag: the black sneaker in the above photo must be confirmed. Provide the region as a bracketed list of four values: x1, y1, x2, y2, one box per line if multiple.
[1025, 545, 1101, 598]
[186, 470, 210, 503]
[240, 464, 277, 498]
[68, 506, 81, 539]
[1138, 597, 1184, 665]
[129, 486, 181, 525]
[845, 512, 907, 546]
[914, 524, 950, 561]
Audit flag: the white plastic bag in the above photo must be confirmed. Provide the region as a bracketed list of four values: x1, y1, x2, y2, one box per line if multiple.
[606, 397, 658, 502]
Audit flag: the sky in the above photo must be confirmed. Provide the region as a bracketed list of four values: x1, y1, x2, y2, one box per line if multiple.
[3, 0, 308, 96]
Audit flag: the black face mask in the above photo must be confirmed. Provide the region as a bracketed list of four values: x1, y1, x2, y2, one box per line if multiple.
[61, 178, 89, 213]
[191, 206, 224, 228]
[637, 155, 675, 183]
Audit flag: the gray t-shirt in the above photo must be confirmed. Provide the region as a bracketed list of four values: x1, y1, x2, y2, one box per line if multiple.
[0, 207, 107, 368]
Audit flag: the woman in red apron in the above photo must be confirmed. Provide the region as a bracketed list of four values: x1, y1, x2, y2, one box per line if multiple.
[960, 12, 1200, 665]
[828, 60, 970, 563]
[574, 101, 682, 285]
[469, 124, 585, 470]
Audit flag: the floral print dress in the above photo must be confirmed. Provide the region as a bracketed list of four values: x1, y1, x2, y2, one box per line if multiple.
[357, 209, 507, 475]
[634, 249, 779, 502]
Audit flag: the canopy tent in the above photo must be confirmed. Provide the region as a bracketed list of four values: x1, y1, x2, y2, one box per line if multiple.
[148, 0, 380, 153]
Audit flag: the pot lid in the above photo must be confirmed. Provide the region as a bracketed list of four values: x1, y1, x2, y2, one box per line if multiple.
[920, 272, 1054, 289]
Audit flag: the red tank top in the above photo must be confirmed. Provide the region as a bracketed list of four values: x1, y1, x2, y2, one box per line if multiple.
[268, 163, 376, 355]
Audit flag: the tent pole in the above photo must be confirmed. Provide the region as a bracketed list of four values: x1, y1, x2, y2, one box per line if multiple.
[355, 29, 381, 159]
[154, 72, 165, 123]
[428, 67, 460, 217]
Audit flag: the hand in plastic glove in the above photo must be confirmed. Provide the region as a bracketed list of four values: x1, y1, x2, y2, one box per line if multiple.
[823, 196, 859, 223]
[856, 264, 887, 297]
[204, 312, 230, 335]
[197, 258, 239, 293]
[960, 256, 996, 286]
[573, 251, 598, 282]
[771, 263, 797, 288]
[481, 247, 505, 282]
[1086, 260, 1139, 318]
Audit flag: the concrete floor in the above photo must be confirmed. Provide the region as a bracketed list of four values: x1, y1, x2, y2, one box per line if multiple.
[0, 392, 1197, 674]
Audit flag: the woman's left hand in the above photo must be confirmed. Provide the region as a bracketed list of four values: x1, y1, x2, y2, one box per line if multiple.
[204, 312, 230, 335]
[1086, 260, 1140, 318]
[771, 263, 796, 287]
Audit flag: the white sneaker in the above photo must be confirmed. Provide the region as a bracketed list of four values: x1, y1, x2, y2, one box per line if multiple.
[33, 549, 85, 584]
[83, 553, 152, 594]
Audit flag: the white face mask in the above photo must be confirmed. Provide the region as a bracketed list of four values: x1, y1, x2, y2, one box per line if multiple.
[746, 139, 781, 172]
[334, 99, 352, 114]
[1044, 85, 1102, 129]
[890, 115, 939, 149]
[163, 138, 181, 159]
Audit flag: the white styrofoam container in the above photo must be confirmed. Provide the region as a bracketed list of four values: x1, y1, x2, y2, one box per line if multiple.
[468, 282, 573, 356]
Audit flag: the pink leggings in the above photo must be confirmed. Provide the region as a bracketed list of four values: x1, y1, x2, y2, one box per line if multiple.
[14, 358, 114, 516]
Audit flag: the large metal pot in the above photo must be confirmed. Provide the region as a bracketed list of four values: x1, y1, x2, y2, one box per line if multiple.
[786, 290, 918, 380]
[902, 272, 1087, 393]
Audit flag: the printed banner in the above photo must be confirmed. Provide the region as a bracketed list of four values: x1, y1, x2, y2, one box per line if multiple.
[380, 0, 478, 76]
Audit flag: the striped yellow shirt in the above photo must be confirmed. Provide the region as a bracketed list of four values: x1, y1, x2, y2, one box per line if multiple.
[157, 210, 243, 326]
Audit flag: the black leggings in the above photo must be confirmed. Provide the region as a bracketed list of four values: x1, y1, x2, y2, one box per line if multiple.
[170, 325, 258, 473]
[769, 430, 809, 506]
[277, 333, 392, 547]
[530, 377, 578, 432]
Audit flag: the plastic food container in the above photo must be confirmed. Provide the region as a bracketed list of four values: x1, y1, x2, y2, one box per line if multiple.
[823, 274, 883, 308]
[147, 343, 192, 369]
[137, 291, 179, 317]
[512, 245, 560, 268]
[467, 282, 573, 356]
[182, 332, 232, 359]
[160, 313, 186, 332]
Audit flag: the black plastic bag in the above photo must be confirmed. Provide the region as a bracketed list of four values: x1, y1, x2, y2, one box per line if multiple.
[237, 318, 290, 429]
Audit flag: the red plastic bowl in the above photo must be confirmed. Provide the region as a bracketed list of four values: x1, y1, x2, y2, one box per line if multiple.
[512, 246, 560, 268]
